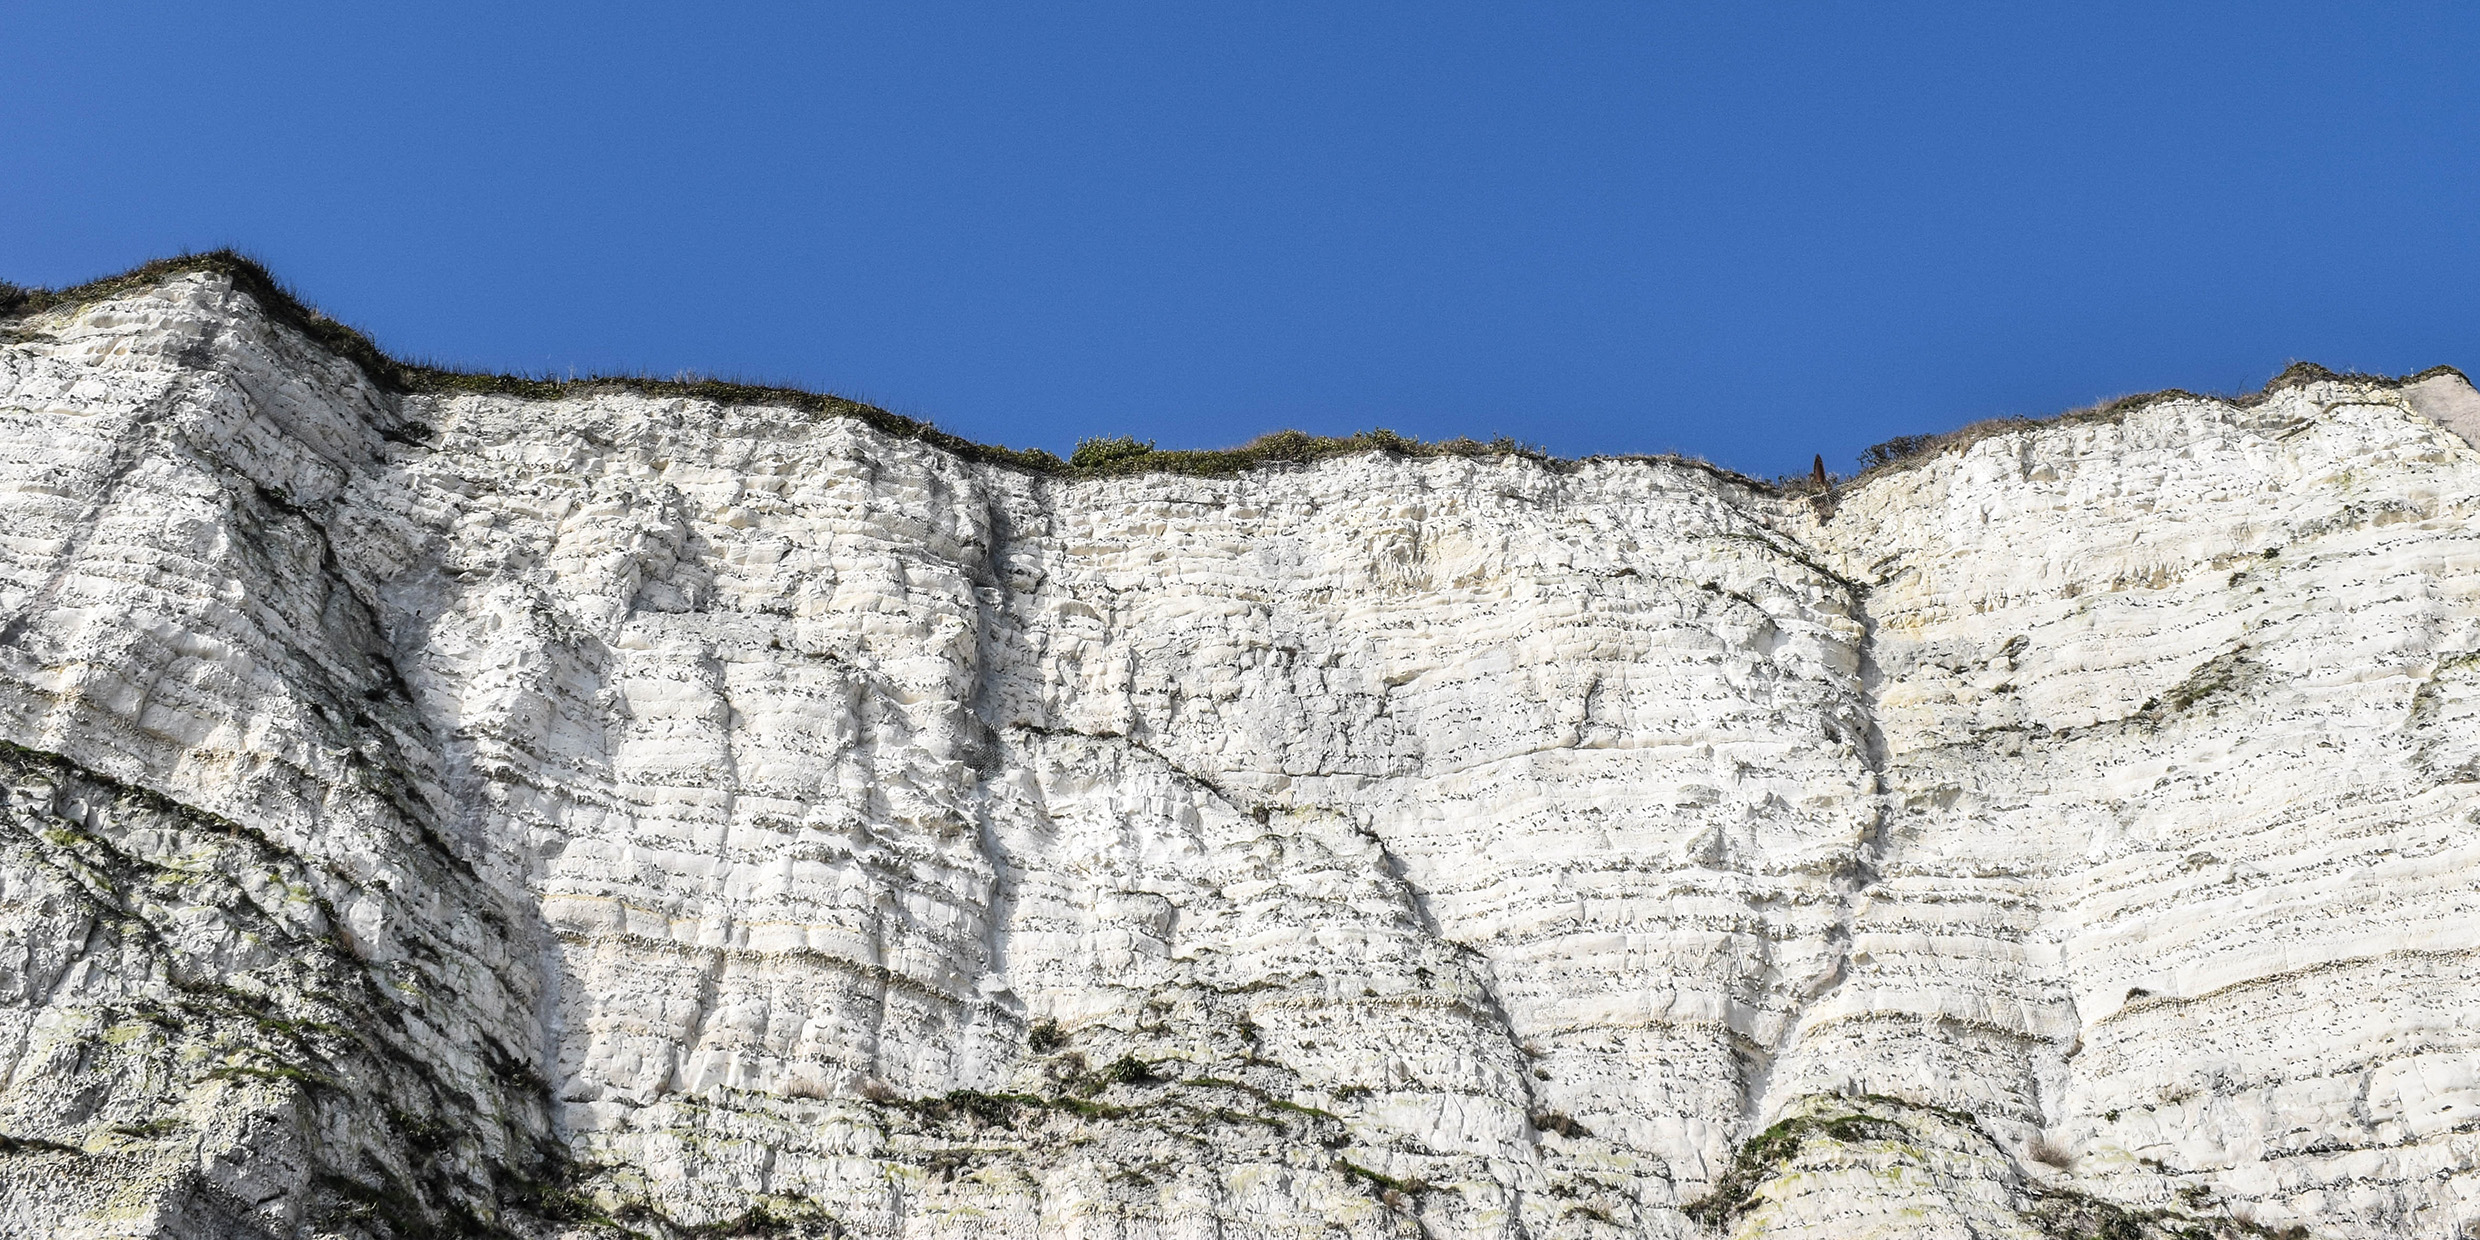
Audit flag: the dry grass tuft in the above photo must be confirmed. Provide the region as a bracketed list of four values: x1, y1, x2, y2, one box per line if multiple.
[2024, 1132, 2075, 1169]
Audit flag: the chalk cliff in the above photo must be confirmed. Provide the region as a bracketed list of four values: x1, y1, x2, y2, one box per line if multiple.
[0, 264, 2474, 1239]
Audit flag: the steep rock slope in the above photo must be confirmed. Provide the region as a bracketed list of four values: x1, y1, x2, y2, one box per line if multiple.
[0, 269, 2472, 1239]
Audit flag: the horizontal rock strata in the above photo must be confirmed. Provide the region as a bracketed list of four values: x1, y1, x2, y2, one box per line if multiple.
[0, 269, 2473, 1239]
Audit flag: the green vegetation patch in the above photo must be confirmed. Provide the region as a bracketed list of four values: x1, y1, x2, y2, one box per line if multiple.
[1101, 1054, 1155, 1085]
[1682, 1108, 1906, 1227]
[1684, 1096, 2306, 1240]
[2142, 646, 2264, 720]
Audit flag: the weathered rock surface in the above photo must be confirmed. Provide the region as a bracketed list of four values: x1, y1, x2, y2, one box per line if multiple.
[0, 269, 2472, 1239]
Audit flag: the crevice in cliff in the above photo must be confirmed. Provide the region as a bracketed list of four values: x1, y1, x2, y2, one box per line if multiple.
[212, 452, 485, 882]
[1734, 540, 1893, 1144]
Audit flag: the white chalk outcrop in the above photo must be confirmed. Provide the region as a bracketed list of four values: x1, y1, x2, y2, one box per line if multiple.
[0, 268, 2473, 1239]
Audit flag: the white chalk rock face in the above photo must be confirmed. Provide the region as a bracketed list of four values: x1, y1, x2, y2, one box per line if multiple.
[0, 269, 2471, 1240]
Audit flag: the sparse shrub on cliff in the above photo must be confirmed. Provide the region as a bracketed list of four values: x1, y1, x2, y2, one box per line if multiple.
[1530, 1110, 1593, 1139]
[1858, 433, 1941, 470]
[1774, 466, 1842, 494]
[925, 1088, 1026, 1128]
[1336, 1158, 1430, 1212]
[1071, 436, 1156, 467]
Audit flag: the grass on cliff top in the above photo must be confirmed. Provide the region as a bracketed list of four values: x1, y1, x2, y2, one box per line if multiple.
[1831, 359, 2475, 489]
[0, 249, 1599, 483]
[3, 250, 2462, 490]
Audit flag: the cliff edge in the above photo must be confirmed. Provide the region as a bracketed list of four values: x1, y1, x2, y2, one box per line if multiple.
[0, 266, 2473, 1239]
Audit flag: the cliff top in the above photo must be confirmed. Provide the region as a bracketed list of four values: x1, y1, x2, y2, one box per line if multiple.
[4, 249, 2466, 492]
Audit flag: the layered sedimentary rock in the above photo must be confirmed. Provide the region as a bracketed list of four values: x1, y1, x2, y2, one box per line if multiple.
[0, 268, 2473, 1239]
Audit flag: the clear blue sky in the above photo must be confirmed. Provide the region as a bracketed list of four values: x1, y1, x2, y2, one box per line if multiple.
[6, 4, 2476, 478]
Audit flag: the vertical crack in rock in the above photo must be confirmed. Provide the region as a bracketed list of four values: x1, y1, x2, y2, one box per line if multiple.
[1732, 558, 1892, 1149]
